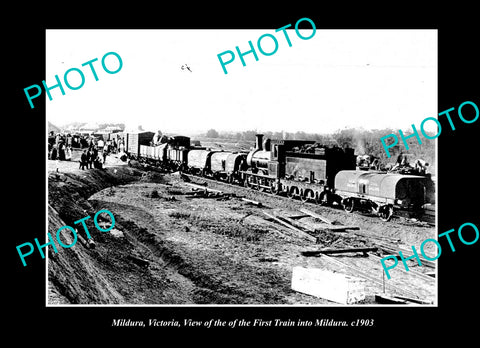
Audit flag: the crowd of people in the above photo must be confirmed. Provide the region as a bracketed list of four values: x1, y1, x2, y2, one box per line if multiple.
[78, 147, 106, 170]
[354, 152, 430, 175]
[49, 142, 73, 161]
[390, 153, 429, 175]
[48, 131, 125, 170]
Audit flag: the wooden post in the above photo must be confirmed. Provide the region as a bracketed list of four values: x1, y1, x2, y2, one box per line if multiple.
[383, 269, 385, 293]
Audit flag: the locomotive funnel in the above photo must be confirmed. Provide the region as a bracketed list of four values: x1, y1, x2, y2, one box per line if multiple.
[255, 134, 264, 151]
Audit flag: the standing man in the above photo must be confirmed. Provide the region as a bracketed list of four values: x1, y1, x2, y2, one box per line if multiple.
[80, 150, 87, 170]
[58, 141, 66, 161]
[50, 145, 58, 160]
[152, 130, 163, 145]
[414, 159, 428, 175]
[97, 137, 104, 151]
[87, 148, 94, 169]
[103, 146, 108, 165]
[65, 146, 72, 161]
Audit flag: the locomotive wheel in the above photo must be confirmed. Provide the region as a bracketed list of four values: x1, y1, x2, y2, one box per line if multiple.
[260, 180, 268, 192]
[287, 187, 298, 199]
[271, 182, 281, 195]
[300, 193, 308, 202]
[343, 198, 355, 213]
[379, 205, 394, 222]
[315, 192, 326, 205]
[301, 189, 314, 203]
[248, 176, 259, 190]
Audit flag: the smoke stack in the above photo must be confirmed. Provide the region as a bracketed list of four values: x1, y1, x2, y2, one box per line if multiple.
[255, 134, 264, 151]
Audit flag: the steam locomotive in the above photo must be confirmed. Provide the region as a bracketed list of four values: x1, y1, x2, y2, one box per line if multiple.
[121, 131, 434, 222]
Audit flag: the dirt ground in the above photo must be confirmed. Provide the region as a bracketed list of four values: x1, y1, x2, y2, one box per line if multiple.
[47, 153, 437, 305]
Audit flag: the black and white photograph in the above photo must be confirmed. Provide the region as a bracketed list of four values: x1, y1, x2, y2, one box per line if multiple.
[12, 6, 479, 339]
[45, 29, 437, 306]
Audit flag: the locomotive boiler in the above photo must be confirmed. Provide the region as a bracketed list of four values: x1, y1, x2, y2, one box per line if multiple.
[241, 134, 356, 204]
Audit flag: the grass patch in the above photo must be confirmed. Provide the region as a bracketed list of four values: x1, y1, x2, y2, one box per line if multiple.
[168, 210, 268, 242]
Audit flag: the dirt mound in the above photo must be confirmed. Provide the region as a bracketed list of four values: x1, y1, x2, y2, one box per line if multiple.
[48, 166, 187, 304]
[139, 171, 168, 184]
[48, 167, 144, 303]
[48, 204, 125, 303]
[48, 167, 142, 226]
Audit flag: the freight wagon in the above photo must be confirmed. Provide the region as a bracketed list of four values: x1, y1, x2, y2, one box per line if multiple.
[125, 131, 155, 159]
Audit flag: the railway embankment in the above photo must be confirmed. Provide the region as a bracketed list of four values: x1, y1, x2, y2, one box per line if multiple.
[48, 164, 203, 304]
[48, 165, 144, 303]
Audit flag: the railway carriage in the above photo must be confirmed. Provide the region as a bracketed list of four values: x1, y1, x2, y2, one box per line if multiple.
[334, 170, 431, 221]
[187, 149, 221, 176]
[131, 134, 190, 168]
[210, 151, 232, 180]
[166, 136, 190, 168]
[155, 143, 168, 162]
[209, 151, 248, 182]
[125, 131, 155, 159]
[225, 153, 248, 183]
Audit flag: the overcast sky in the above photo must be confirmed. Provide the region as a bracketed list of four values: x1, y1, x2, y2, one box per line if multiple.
[46, 29, 437, 135]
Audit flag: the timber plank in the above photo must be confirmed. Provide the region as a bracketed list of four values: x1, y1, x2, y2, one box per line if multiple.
[299, 208, 334, 224]
[263, 212, 317, 243]
[301, 247, 378, 256]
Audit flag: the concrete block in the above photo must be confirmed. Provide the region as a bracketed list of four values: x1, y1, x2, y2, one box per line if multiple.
[291, 266, 366, 304]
